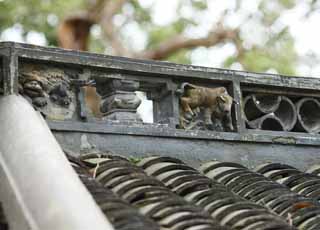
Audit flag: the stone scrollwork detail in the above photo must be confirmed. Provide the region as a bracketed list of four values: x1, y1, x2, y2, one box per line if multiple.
[178, 82, 235, 132]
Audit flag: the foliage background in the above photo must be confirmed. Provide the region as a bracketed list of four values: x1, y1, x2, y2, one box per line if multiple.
[1, 0, 319, 77]
[1, 0, 320, 121]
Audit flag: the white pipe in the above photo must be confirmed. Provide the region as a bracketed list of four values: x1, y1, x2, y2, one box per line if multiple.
[0, 95, 114, 230]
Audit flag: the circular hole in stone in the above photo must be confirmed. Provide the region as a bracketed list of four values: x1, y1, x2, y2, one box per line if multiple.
[261, 117, 284, 131]
[244, 96, 263, 121]
[299, 100, 320, 133]
[244, 95, 281, 124]
[254, 95, 281, 113]
[274, 97, 296, 131]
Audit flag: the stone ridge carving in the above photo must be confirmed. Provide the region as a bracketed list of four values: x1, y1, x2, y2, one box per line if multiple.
[18, 64, 76, 120]
[178, 82, 235, 131]
[244, 93, 320, 133]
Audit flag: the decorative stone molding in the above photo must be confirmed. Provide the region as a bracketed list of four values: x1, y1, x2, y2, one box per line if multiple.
[96, 79, 142, 122]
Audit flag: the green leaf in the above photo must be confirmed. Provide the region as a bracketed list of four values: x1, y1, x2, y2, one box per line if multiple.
[223, 56, 237, 68]
[167, 49, 191, 64]
[191, 0, 208, 10]
[147, 26, 178, 49]
[279, 0, 296, 8]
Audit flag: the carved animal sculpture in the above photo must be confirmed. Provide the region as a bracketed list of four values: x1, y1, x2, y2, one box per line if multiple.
[19, 71, 48, 107]
[179, 83, 236, 131]
[19, 70, 73, 109]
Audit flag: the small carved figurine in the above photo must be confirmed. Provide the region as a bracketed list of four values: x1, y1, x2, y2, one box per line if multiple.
[179, 83, 236, 131]
[19, 70, 72, 109]
[19, 71, 48, 107]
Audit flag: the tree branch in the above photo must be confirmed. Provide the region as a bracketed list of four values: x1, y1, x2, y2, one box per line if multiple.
[60, 1, 243, 61]
[87, 0, 106, 18]
[137, 27, 239, 60]
[96, 0, 132, 56]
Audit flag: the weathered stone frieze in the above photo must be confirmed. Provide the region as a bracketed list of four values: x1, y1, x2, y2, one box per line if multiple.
[16, 61, 320, 136]
[3, 42, 320, 143]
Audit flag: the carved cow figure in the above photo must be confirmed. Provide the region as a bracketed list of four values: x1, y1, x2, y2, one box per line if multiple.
[179, 83, 236, 131]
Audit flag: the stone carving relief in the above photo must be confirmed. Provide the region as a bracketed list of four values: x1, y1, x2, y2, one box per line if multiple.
[178, 83, 235, 131]
[49, 82, 72, 107]
[19, 64, 76, 120]
[243, 93, 320, 133]
[19, 71, 48, 107]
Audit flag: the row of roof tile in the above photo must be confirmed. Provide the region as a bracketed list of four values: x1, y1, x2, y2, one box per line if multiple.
[4, 154, 319, 230]
[73, 154, 320, 230]
[68, 155, 159, 230]
[201, 161, 320, 229]
[78, 154, 226, 230]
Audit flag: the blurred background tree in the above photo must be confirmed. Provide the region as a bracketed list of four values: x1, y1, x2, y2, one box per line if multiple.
[0, 0, 319, 76]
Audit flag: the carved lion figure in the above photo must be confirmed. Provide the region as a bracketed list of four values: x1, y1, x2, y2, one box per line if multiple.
[19, 71, 48, 107]
[19, 70, 72, 108]
[179, 83, 236, 131]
